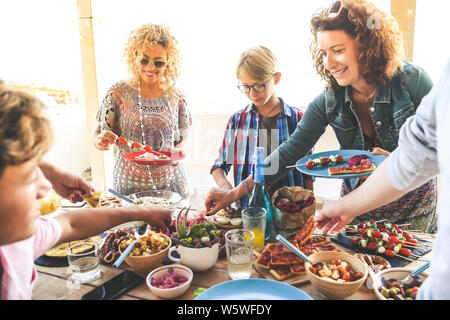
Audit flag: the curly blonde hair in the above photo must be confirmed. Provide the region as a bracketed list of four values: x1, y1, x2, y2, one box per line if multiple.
[123, 24, 180, 88]
[0, 83, 53, 177]
[310, 0, 405, 89]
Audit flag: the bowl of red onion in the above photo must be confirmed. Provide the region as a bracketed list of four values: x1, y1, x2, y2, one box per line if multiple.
[146, 264, 193, 299]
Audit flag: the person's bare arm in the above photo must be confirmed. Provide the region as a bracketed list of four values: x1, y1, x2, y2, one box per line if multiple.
[39, 162, 93, 202]
[205, 176, 254, 215]
[211, 168, 233, 190]
[55, 206, 171, 245]
[302, 174, 314, 191]
[315, 159, 405, 234]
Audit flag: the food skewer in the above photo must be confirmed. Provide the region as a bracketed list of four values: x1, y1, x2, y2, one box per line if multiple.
[286, 155, 346, 169]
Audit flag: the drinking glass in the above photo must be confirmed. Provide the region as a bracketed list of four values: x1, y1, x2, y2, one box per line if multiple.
[225, 229, 254, 280]
[190, 186, 211, 212]
[66, 241, 101, 283]
[242, 207, 267, 248]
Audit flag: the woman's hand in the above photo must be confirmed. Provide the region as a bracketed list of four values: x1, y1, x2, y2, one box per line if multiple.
[360, 147, 391, 180]
[94, 129, 118, 151]
[204, 187, 238, 215]
[370, 147, 390, 157]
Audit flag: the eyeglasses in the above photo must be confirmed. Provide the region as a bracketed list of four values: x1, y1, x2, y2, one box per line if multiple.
[237, 75, 275, 94]
[237, 82, 268, 94]
[327, 1, 343, 18]
[139, 57, 167, 69]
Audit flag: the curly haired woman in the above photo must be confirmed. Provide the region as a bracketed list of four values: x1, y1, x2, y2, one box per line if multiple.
[206, 0, 438, 233]
[93, 24, 191, 197]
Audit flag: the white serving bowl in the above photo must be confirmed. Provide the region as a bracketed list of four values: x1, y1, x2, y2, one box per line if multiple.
[146, 264, 193, 299]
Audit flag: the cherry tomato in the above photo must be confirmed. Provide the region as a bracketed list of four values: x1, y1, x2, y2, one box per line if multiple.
[336, 155, 344, 164]
[408, 238, 419, 245]
[351, 238, 360, 247]
[373, 230, 381, 238]
[367, 242, 378, 251]
[388, 236, 400, 244]
[358, 229, 367, 237]
[321, 157, 330, 166]
[385, 242, 395, 249]
[399, 248, 411, 256]
[305, 160, 315, 169]
[403, 232, 413, 240]
[118, 136, 127, 144]
[384, 249, 395, 258]
[358, 222, 366, 229]
[144, 146, 152, 152]
[132, 141, 141, 149]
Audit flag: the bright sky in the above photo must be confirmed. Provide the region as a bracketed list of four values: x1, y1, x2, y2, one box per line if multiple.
[1, 0, 448, 114]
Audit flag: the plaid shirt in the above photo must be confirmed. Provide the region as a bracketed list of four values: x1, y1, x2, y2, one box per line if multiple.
[210, 98, 307, 195]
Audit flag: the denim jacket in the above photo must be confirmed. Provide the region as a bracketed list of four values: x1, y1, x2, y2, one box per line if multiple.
[264, 61, 433, 185]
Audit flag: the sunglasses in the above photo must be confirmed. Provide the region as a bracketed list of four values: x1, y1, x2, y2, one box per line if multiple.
[139, 57, 167, 69]
[327, 1, 343, 18]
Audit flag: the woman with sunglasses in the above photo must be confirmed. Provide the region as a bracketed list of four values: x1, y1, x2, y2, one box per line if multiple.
[210, 46, 313, 208]
[205, 0, 438, 233]
[93, 24, 191, 197]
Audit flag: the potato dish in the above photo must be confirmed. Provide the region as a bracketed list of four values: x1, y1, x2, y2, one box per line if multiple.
[120, 230, 170, 256]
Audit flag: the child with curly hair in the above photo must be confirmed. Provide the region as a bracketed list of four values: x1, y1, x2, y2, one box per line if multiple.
[0, 83, 172, 299]
[93, 24, 191, 197]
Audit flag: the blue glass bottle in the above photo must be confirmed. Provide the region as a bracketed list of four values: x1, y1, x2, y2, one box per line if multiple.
[248, 147, 273, 241]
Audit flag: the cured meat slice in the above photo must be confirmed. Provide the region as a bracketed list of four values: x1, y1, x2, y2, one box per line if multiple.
[294, 216, 318, 244]
[269, 265, 294, 281]
[328, 163, 376, 175]
[290, 263, 306, 274]
[254, 250, 271, 269]
[270, 252, 304, 266]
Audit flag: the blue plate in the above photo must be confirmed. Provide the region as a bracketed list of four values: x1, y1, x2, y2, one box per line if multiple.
[295, 149, 387, 179]
[195, 279, 313, 300]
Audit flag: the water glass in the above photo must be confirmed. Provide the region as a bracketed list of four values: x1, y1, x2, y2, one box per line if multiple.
[66, 241, 101, 284]
[225, 229, 254, 280]
[190, 186, 211, 212]
[242, 207, 267, 248]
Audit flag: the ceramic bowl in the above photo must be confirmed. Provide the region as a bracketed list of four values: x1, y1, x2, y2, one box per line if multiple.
[146, 264, 193, 299]
[168, 242, 220, 271]
[373, 267, 429, 300]
[121, 236, 171, 273]
[306, 251, 368, 299]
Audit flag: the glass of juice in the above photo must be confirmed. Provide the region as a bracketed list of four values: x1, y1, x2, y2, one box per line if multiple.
[241, 207, 267, 248]
[225, 229, 254, 280]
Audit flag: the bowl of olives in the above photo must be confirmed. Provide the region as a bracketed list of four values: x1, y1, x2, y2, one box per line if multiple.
[374, 267, 428, 300]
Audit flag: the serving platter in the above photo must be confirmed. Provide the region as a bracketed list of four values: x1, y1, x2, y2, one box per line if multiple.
[123, 150, 185, 165]
[295, 149, 386, 179]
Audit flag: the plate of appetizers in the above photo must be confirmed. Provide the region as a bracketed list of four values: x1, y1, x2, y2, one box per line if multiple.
[294, 149, 386, 179]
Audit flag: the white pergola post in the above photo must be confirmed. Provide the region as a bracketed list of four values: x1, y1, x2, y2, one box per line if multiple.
[76, 0, 107, 185]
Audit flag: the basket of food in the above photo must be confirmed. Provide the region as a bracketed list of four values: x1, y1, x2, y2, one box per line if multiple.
[271, 186, 316, 234]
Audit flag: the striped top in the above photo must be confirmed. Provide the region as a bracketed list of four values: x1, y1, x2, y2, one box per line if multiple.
[210, 98, 308, 203]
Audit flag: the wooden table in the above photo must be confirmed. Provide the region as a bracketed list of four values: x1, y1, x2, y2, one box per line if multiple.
[31, 206, 433, 300]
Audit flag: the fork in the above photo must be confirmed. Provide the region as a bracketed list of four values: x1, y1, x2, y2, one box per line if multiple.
[275, 234, 313, 265]
[112, 224, 149, 268]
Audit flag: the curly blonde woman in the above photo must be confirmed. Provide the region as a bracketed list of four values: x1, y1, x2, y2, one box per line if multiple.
[93, 24, 191, 197]
[206, 0, 438, 233]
